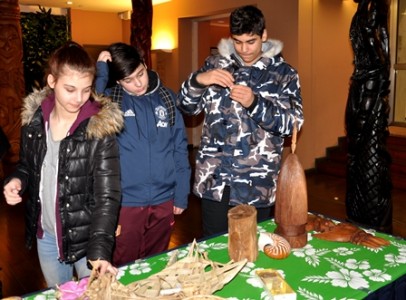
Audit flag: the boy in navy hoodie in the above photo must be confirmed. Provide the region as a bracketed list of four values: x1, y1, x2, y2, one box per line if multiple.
[96, 43, 191, 266]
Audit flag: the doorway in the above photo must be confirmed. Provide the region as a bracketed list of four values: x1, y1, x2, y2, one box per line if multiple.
[178, 13, 230, 147]
[392, 0, 406, 126]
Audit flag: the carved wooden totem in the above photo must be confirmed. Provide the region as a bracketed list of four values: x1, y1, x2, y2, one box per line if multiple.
[0, 0, 24, 165]
[345, 0, 392, 233]
[131, 0, 152, 68]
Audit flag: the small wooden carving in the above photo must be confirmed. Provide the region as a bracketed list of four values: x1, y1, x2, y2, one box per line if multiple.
[274, 123, 308, 248]
[306, 213, 390, 248]
[228, 204, 258, 262]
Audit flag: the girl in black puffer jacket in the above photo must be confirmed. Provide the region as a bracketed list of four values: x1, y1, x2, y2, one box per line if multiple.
[3, 41, 123, 287]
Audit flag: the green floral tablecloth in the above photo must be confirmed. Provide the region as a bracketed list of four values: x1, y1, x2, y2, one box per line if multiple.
[24, 218, 406, 300]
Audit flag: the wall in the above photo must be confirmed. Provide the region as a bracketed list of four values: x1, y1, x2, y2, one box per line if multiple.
[297, 0, 358, 168]
[394, 0, 406, 123]
[70, 10, 126, 45]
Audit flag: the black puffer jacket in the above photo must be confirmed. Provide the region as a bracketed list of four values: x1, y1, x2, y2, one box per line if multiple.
[6, 88, 123, 263]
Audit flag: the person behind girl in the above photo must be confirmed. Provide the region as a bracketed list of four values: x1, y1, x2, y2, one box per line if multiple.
[95, 43, 190, 266]
[3, 41, 123, 287]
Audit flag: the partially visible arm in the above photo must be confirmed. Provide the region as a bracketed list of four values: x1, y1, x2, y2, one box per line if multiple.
[172, 101, 191, 213]
[246, 64, 304, 137]
[177, 56, 233, 116]
[87, 135, 121, 264]
[3, 125, 30, 199]
[95, 51, 112, 95]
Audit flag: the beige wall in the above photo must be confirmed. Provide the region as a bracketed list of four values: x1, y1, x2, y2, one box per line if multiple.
[69, 0, 359, 170]
[70, 10, 126, 45]
[297, 1, 358, 168]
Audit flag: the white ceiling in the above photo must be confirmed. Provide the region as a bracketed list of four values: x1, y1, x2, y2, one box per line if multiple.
[18, 0, 170, 13]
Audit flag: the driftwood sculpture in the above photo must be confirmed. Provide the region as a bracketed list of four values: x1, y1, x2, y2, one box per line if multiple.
[274, 123, 308, 248]
[345, 0, 392, 233]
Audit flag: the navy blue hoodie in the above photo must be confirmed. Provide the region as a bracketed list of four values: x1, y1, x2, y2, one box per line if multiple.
[96, 62, 191, 208]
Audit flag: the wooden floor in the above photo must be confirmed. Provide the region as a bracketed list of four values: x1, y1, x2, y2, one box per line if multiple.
[0, 170, 405, 298]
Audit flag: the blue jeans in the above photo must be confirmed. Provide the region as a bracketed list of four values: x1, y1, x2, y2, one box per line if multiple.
[37, 231, 91, 287]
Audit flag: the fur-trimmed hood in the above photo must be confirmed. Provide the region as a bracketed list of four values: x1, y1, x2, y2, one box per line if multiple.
[21, 88, 123, 139]
[217, 37, 283, 64]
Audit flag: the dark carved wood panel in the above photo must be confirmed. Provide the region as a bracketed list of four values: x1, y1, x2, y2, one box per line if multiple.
[131, 0, 152, 68]
[0, 0, 24, 164]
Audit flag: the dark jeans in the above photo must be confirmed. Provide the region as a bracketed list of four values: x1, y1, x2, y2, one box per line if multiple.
[113, 199, 174, 266]
[201, 186, 272, 237]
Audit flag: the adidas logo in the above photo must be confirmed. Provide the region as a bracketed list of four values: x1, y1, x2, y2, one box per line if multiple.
[124, 109, 136, 117]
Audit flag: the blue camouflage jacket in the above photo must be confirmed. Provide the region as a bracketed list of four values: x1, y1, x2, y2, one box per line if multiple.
[177, 38, 304, 207]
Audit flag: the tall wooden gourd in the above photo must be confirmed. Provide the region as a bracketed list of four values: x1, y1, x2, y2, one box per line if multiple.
[274, 123, 308, 248]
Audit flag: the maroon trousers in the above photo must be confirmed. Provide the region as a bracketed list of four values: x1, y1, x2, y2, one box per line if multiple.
[113, 200, 174, 266]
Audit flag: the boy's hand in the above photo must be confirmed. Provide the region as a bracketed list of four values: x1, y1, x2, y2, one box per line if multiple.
[230, 84, 255, 108]
[196, 69, 234, 88]
[173, 206, 185, 215]
[97, 51, 112, 63]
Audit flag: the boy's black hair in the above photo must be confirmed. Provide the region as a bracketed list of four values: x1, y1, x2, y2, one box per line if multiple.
[107, 42, 145, 82]
[230, 5, 266, 37]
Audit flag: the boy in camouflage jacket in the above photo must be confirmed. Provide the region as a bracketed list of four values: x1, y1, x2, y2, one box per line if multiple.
[177, 5, 304, 236]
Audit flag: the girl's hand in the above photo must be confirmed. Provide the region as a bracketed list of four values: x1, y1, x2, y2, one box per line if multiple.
[89, 259, 118, 276]
[3, 178, 22, 205]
